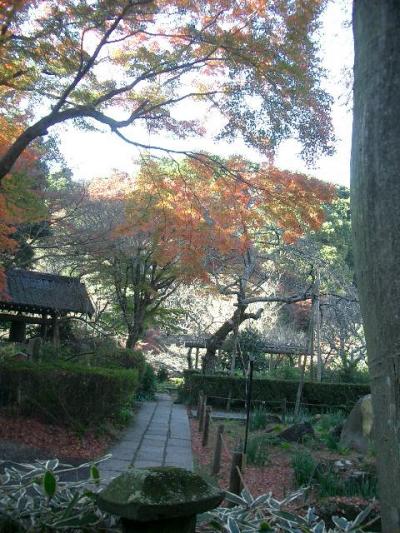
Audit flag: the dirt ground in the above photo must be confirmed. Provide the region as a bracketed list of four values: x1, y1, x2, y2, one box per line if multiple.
[189, 412, 379, 529]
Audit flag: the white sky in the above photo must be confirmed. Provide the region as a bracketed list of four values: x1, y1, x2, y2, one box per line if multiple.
[57, 1, 353, 187]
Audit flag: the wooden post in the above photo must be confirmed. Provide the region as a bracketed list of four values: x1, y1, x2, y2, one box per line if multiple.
[198, 395, 207, 432]
[243, 357, 254, 455]
[9, 320, 26, 343]
[40, 314, 48, 340]
[51, 314, 60, 347]
[195, 347, 199, 370]
[202, 406, 212, 447]
[197, 391, 203, 419]
[212, 424, 224, 475]
[226, 390, 232, 411]
[187, 347, 193, 370]
[228, 451, 244, 502]
[281, 398, 287, 424]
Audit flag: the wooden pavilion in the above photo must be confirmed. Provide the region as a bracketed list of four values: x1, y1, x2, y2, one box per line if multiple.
[0, 269, 94, 344]
[182, 337, 309, 371]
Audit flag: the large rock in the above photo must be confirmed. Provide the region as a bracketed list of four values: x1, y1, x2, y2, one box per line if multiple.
[278, 422, 315, 442]
[340, 395, 373, 453]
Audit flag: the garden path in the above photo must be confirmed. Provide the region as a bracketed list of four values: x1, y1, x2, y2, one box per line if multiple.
[99, 393, 193, 485]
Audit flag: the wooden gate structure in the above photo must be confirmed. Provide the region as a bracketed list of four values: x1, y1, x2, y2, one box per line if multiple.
[0, 269, 94, 344]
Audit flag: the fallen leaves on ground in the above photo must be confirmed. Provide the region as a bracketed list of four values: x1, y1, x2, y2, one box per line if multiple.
[0, 410, 112, 460]
[190, 416, 293, 498]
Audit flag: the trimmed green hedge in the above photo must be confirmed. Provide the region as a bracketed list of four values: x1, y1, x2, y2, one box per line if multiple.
[182, 371, 370, 411]
[0, 360, 138, 430]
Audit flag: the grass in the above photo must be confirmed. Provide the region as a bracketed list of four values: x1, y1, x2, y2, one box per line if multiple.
[292, 450, 318, 487]
[292, 449, 378, 499]
[315, 410, 346, 433]
[317, 468, 378, 499]
[246, 435, 270, 466]
[284, 408, 313, 425]
[249, 406, 270, 431]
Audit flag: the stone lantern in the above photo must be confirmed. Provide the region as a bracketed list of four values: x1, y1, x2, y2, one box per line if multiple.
[97, 466, 224, 533]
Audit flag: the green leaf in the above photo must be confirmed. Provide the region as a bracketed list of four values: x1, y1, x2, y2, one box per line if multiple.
[45, 459, 59, 471]
[272, 510, 308, 526]
[225, 491, 247, 506]
[350, 505, 373, 528]
[43, 470, 57, 499]
[312, 521, 327, 533]
[332, 515, 349, 530]
[90, 465, 100, 483]
[227, 517, 241, 533]
[51, 512, 100, 527]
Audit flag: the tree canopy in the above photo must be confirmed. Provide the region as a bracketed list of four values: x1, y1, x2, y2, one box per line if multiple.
[47, 157, 334, 349]
[0, 0, 333, 183]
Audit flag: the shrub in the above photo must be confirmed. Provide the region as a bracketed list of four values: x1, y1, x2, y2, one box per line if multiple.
[182, 371, 370, 411]
[323, 432, 340, 451]
[0, 360, 138, 431]
[221, 327, 269, 372]
[39, 341, 73, 361]
[137, 364, 157, 400]
[267, 363, 301, 380]
[0, 343, 19, 362]
[89, 346, 146, 376]
[203, 487, 376, 532]
[156, 365, 169, 382]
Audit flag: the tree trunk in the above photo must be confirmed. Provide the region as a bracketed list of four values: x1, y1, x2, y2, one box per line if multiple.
[352, 2, 400, 530]
[203, 308, 243, 373]
[126, 320, 144, 349]
[315, 270, 322, 382]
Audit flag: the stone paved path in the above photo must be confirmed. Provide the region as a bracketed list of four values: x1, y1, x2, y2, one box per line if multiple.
[100, 393, 192, 484]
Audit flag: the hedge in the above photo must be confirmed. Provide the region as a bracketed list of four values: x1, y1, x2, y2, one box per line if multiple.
[0, 360, 139, 430]
[182, 371, 370, 411]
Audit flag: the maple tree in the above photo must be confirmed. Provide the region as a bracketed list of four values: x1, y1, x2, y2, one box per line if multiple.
[126, 157, 334, 367]
[0, 125, 46, 295]
[48, 157, 334, 351]
[0, 0, 333, 184]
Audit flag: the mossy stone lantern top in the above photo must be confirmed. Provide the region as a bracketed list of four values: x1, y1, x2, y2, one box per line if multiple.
[97, 467, 224, 533]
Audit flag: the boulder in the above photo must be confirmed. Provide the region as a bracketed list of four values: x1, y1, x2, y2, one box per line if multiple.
[278, 422, 314, 442]
[340, 395, 373, 453]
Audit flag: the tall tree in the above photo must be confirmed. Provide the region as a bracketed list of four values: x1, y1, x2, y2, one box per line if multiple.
[133, 157, 334, 366]
[48, 158, 333, 350]
[351, 1, 400, 530]
[0, 0, 333, 183]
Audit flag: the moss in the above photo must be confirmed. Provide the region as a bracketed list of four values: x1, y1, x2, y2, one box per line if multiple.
[97, 467, 225, 521]
[102, 467, 215, 506]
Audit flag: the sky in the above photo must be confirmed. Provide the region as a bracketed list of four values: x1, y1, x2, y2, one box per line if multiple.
[56, 1, 353, 187]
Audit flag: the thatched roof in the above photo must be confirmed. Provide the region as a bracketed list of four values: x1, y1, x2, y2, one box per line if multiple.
[0, 269, 94, 316]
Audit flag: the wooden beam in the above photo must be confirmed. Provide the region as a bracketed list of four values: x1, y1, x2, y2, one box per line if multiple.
[0, 313, 49, 325]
